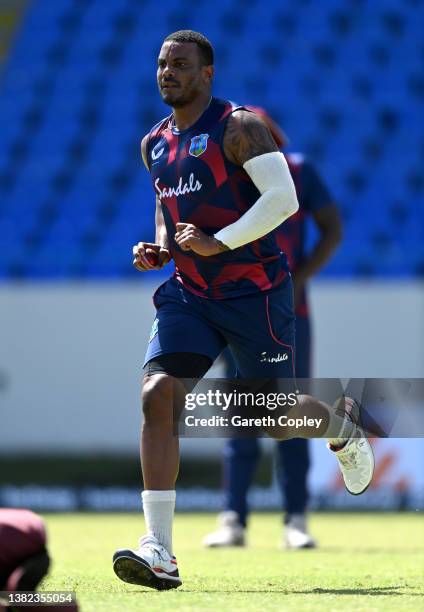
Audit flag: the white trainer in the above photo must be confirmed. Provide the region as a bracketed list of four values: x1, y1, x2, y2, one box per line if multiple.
[203, 511, 246, 547]
[284, 514, 317, 549]
[113, 535, 182, 590]
[328, 432, 375, 495]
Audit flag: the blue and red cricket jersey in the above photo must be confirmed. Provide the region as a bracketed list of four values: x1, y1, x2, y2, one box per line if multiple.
[145, 97, 289, 299]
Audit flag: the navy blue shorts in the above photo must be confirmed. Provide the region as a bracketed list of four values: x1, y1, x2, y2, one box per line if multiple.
[144, 276, 295, 378]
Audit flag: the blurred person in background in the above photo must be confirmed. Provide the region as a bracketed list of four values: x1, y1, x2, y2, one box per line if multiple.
[204, 107, 342, 549]
[0, 509, 78, 612]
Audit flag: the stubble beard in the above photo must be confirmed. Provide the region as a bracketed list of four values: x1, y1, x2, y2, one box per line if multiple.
[160, 78, 200, 109]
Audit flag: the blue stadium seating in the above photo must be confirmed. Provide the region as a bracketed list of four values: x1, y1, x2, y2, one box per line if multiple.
[0, 0, 423, 279]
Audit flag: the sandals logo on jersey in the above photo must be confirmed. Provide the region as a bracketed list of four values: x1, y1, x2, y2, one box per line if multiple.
[149, 318, 159, 342]
[154, 173, 202, 199]
[189, 134, 209, 157]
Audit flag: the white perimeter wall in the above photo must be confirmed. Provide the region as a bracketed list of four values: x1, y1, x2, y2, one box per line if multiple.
[0, 280, 423, 456]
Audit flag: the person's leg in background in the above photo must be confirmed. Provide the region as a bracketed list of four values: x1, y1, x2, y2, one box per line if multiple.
[275, 314, 317, 548]
[223, 437, 261, 532]
[203, 348, 260, 546]
[204, 278, 297, 548]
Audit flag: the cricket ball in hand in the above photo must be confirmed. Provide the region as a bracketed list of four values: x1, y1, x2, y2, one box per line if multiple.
[145, 249, 159, 266]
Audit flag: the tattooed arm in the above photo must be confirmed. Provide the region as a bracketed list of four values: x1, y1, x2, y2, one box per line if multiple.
[223, 109, 279, 166]
[212, 109, 299, 250]
[175, 109, 298, 255]
[175, 111, 281, 255]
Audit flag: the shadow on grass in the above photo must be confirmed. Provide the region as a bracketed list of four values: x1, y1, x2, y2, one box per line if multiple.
[300, 586, 413, 596]
[129, 585, 420, 596]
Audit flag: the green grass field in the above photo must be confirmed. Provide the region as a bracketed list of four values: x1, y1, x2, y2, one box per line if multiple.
[40, 513, 423, 611]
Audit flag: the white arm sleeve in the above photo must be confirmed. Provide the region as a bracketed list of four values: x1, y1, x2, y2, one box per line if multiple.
[214, 151, 299, 250]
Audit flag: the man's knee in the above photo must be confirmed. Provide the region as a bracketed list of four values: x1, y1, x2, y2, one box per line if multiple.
[142, 374, 176, 425]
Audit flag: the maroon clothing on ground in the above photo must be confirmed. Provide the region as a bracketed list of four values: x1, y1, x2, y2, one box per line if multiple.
[0, 509, 78, 612]
[0, 509, 46, 589]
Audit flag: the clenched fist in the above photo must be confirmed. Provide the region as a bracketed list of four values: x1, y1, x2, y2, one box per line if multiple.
[174, 223, 228, 256]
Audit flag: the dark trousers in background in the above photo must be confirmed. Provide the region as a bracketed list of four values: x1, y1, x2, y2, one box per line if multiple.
[223, 315, 312, 526]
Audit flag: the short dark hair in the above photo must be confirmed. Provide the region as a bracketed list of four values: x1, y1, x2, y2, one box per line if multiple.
[163, 30, 214, 66]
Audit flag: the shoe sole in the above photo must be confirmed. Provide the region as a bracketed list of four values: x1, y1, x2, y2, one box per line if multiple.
[113, 553, 182, 591]
[346, 436, 375, 496]
[340, 399, 375, 496]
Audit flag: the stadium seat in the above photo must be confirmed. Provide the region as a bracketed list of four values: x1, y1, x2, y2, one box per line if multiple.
[0, 0, 423, 279]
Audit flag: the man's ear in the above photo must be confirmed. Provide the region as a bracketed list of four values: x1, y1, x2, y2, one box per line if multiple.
[202, 65, 214, 85]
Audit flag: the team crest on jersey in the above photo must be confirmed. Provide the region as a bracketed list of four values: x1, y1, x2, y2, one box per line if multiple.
[189, 134, 209, 157]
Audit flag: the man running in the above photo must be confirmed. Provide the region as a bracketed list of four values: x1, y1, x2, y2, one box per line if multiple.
[113, 30, 374, 590]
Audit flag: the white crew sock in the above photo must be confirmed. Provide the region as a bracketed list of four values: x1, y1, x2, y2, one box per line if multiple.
[141, 490, 176, 555]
